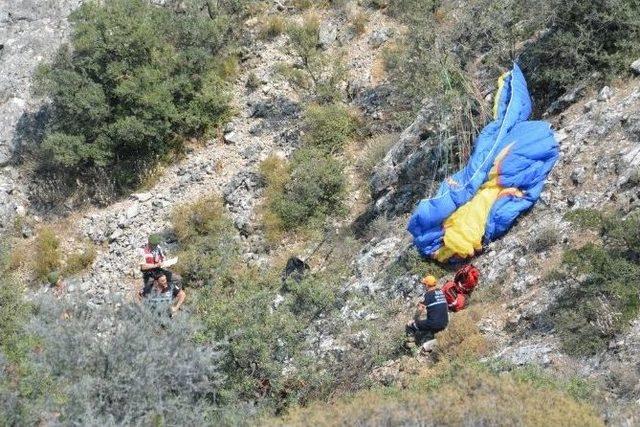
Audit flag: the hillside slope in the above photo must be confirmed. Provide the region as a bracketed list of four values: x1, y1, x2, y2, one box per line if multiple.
[2, 0, 640, 425]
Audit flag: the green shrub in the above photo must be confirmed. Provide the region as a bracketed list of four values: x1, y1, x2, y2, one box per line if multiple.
[530, 226, 560, 252]
[520, 0, 640, 109]
[265, 147, 346, 232]
[2, 294, 226, 425]
[246, 71, 261, 90]
[274, 362, 603, 426]
[547, 211, 640, 356]
[283, 14, 346, 102]
[386, 247, 449, 281]
[564, 208, 604, 229]
[63, 241, 97, 275]
[356, 133, 396, 179]
[33, 227, 61, 280]
[260, 15, 287, 39]
[35, 0, 241, 194]
[302, 104, 357, 153]
[387, 0, 640, 118]
[172, 196, 240, 288]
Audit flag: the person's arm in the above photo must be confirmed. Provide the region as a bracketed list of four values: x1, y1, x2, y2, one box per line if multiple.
[171, 289, 186, 313]
[140, 261, 161, 271]
[414, 302, 425, 321]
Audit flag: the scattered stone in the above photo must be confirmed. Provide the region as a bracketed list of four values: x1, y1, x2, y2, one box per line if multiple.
[133, 192, 152, 202]
[224, 131, 241, 145]
[570, 167, 586, 185]
[318, 23, 337, 48]
[369, 28, 390, 48]
[598, 86, 613, 102]
[583, 100, 597, 112]
[109, 228, 123, 242]
[126, 204, 139, 219]
[630, 58, 640, 75]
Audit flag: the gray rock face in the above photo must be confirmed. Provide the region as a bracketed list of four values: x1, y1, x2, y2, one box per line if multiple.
[0, 0, 82, 234]
[369, 28, 390, 48]
[318, 23, 337, 48]
[631, 58, 640, 75]
[356, 102, 452, 231]
[0, 0, 82, 164]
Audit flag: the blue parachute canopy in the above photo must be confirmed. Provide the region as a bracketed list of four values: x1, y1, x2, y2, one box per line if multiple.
[407, 64, 559, 262]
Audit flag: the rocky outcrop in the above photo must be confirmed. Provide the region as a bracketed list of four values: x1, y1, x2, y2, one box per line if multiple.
[0, 0, 82, 234]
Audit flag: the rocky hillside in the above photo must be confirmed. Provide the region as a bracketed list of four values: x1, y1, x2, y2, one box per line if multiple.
[2, 0, 640, 425]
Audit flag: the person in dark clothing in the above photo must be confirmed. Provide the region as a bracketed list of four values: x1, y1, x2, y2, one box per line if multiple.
[406, 275, 449, 346]
[139, 272, 186, 316]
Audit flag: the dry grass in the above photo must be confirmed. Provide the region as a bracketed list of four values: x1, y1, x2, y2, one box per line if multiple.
[171, 195, 229, 244]
[259, 15, 286, 39]
[352, 11, 369, 35]
[271, 363, 603, 427]
[33, 226, 61, 280]
[354, 133, 396, 180]
[63, 241, 97, 275]
[258, 155, 290, 244]
[433, 307, 490, 361]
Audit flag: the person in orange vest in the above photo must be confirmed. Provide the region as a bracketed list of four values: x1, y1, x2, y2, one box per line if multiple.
[406, 275, 449, 345]
[441, 264, 480, 312]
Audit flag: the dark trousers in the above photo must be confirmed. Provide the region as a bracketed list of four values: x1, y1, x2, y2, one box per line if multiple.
[406, 321, 443, 344]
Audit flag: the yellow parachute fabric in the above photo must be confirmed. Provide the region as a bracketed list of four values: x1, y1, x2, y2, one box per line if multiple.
[434, 145, 523, 262]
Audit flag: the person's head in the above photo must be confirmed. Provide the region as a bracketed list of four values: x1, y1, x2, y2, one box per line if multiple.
[148, 233, 162, 248]
[155, 273, 168, 289]
[47, 271, 60, 286]
[421, 275, 437, 289]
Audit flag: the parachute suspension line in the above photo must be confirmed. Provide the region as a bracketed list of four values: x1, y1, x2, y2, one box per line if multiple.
[420, 69, 517, 202]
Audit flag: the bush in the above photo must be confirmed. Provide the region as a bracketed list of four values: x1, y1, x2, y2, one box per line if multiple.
[264, 147, 346, 232]
[34, 0, 241, 195]
[3, 295, 226, 425]
[519, 0, 640, 109]
[434, 308, 489, 361]
[246, 71, 262, 90]
[260, 15, 287, 39]
[63, 241, 97, 275]
[546, 211, 640, 356]
[356, 133, 396, 179]
[530, 226, 560, 253]
[274, 362, 603, 426]
[352, 11, 369, 36]
[172, 196, 240, 287]
[302, 103, 358, 153]
[564, 208, 604, 229]
[33, 227, 61, 280]
[283, 14, 346, 102]
[387, 0, 640, 119]
[386, 247, 449, 281]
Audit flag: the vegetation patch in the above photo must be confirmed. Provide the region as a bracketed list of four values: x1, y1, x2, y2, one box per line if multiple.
[33, 0, 251, 198]
[281, 13, 346, 103]
[63, 241, 97, 275]
[547, 210, 640, 356]
[302, 103, 358, 153]
[33, 227, 61, 280]
[273, 362, 603, 426]
[172, 196, 240, 288]
[261, 148, 346, 237]
[530, 226, 560, 253]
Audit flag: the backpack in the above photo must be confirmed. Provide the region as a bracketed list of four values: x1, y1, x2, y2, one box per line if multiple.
[454, 264, 479, 294]
[442, 281, 467, 312]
